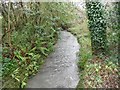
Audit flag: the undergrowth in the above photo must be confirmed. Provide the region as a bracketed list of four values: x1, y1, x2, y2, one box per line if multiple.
[68, 6, 119, 88]
[1, 2, 76, 88]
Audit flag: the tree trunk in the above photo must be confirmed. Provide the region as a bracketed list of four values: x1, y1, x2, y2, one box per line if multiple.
[8, 0, 11, 47]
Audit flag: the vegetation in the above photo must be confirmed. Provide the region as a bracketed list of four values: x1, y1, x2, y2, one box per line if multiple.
[116, 2, 120, 62]
[86, 1, 108, 55]
[1, 2, 75, 88]
[0, 1, 119, 89]
[71, 1, 119, 88]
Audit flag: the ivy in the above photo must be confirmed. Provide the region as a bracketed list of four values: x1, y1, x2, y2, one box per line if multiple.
[86, 1, 107, 55]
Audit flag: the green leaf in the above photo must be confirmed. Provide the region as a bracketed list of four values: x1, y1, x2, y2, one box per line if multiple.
[21, 81, 26, 88]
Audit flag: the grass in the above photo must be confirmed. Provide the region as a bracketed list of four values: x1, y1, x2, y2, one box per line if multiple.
[68, 16, 92, 88]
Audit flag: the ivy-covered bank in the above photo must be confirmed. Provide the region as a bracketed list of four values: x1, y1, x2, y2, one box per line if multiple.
[1, 2, 75, 88]
[86, 1, 108, 55]
[69, 1, 119, 88]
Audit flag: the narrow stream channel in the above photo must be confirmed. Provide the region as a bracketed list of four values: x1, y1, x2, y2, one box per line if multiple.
[27, 31, 80, 88]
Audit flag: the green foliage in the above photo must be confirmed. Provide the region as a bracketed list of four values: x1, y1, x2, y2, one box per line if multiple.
[69, 2, 119, 88]
[104, 2, 119, 49]
[77, 2, 119, 88]
[78, 47, 92, 70]
[2, 57, 18, 76]
[1, 2, 75, 88]
[86, 1, 107, 55]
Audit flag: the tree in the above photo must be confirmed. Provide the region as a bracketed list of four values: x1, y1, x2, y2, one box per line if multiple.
[86, 1, 107, 55]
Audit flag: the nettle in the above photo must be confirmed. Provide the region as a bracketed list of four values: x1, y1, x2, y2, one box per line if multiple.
[86, 1, 107, 55]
